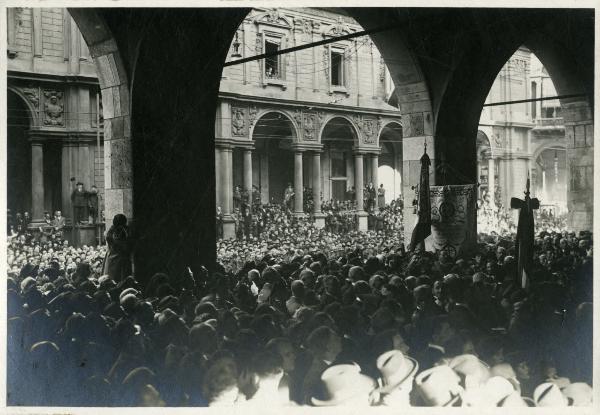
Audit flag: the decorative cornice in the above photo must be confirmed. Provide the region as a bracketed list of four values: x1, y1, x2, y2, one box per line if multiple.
[8, 70, 100, 86]
[219, 92, 402, 118]
[27, 129, 103, 143]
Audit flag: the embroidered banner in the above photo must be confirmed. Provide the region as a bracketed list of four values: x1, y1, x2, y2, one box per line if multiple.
[428, 184, 477, 258]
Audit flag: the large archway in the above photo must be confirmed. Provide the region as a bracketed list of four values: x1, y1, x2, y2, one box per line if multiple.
[378, 121, 403, 203]
[250, 112, 297, 204]
[321, 117, 359, 202]
[7, 90, 33, 216]
[66, 7, 593, 277]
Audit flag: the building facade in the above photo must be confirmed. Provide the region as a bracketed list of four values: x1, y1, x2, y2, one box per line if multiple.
[7, 8, 104, 226]
[216, 8, 403, 237]
[477, 47, 569, 218]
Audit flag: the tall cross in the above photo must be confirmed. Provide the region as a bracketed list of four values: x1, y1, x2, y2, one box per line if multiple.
[510, 174, 540, 289]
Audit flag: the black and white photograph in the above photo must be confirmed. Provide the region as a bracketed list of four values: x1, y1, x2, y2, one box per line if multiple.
[1, 1, 597, 411]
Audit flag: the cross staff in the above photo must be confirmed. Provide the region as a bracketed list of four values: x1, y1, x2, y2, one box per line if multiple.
[510, 174, 540, 290]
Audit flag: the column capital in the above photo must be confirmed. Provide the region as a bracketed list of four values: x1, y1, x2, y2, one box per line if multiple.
[353, 145, 381, 155]
[291, 143, 323, 152]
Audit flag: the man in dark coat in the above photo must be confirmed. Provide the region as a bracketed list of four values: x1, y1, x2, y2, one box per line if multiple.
[103, 214, 132, 282]
[71, 182, 88, 225]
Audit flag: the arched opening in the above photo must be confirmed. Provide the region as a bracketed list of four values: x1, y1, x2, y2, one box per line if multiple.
[7, 90, 32, 216]
[476, 45, 585, 232]
[321, 117, 358, 202]
[250, 112, 297, 204]
[378, 122, 403, 203]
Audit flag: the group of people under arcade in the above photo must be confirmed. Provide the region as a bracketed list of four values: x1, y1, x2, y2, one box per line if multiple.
[6, 206, 594, 407]
[477, 189, 567, 236]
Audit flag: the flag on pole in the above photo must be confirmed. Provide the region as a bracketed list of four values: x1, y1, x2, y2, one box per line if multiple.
[510, 174, 539, 290]
[409, 145, 431, 252]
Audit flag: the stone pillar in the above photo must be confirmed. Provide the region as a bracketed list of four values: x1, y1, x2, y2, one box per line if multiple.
[31, 142, 45, 221]
[221, 147, 235, 239]
[313, 152, 325, 228]
[294, 151, 304, 215]
[371, 154, 379, 207]
[488, 157, 496, 206]
[215, 148, 222, 209]
[260, 153, 269, 204]
[243, 149, 252, 209]
[563, 100, 593, 231]
[354, 153, 368, 231]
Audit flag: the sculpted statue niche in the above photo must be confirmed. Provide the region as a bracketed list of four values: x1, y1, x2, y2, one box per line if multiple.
[43, 90, 64, 126]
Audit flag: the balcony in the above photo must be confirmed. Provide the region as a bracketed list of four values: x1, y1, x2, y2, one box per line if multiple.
[534, 117, 564, 127]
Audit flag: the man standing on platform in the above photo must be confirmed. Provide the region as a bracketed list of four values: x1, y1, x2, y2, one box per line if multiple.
[88, 185, 100, 224]
[71, 181, 88, 225]
[53, 210, 66, 241]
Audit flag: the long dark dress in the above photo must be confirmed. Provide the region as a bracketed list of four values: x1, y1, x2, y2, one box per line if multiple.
[102, 224, 132, 282]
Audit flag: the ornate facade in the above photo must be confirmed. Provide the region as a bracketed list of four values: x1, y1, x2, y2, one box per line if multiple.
[477, 47, 569, 217]
[7, 8, 104, 223]
[216, 8, 403, 237]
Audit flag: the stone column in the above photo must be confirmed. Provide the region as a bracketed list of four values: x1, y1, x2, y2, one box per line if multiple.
[243, 149, 252, 210]
[354, 153, 368, 231]
[488, 157, 496, 206]
[31, 142, 45, 221]
[371, 154, 379, 207]
[294, 151, 304, 215]
[221, 147, 236, 239]
[215, 148, 222, 209]
[313, 152, 325, 228]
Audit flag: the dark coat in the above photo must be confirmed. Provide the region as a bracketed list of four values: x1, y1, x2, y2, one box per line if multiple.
[71, 189, 88, 207]
[103, 224, 132, 282]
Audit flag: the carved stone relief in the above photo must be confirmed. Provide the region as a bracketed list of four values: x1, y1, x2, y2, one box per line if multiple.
[409, 113, 424, 136]
[22, 86, 40, 108]
[248, 105, 258, 126]
[353, 115, 377, 144]
[43, 90, 64, 126]
[231, 107, 246, 136]
[303, 112, 317, 141]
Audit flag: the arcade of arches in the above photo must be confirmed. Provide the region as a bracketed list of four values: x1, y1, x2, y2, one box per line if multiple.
[50, 7, 593, 278]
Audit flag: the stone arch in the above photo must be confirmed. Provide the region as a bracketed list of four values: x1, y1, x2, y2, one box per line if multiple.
[249, 109, 300, 142]
[532, 141, 566, 163]
[377, 120, 402, 148]
[68, 8, 133, 222]
[7, 87, 38, 126]
[476, 130, 496, 159]
[318, 114, 360, 146]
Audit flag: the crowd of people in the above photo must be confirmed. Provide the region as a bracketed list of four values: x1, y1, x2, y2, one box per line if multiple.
[6, 203, 594, 407]
[477, 191, 568, 236]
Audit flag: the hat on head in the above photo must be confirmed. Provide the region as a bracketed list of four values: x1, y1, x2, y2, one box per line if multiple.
[498, 392, 536, 407]
[533, 382, 569, 407]
[448, 354, 491, 391]
[415, 365, 463, 407]
[376, 350, 419, 394]
[561, 382, 592, 406]
[461, 376, 515, 407]
[311, 364, 376, 406]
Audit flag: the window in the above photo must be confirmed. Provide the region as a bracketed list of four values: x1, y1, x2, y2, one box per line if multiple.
[265, 40, 280, 79]
[330, 50, 344, 86]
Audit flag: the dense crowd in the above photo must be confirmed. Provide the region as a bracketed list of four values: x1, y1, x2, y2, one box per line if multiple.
[218, 200, 405, 273]
[477, 193, 568, 236]
[6, 208, 593, 407]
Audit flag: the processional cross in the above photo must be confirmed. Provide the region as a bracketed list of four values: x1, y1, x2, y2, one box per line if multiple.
[510, 175, 540, 290]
